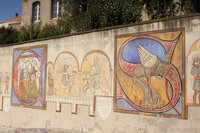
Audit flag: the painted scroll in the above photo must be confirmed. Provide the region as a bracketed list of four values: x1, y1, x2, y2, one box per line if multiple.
[12, 45, 47, 109]
[114, 28, 186, 118]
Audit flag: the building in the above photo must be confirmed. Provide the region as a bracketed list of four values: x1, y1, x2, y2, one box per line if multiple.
[22, 0, 61, 26]
[0, 14, 21, 30]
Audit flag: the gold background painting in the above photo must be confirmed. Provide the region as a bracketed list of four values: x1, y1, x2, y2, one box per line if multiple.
[115, 29, 185, 118]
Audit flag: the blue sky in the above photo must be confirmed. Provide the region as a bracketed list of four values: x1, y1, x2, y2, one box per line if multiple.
[0, 0, 22, 22]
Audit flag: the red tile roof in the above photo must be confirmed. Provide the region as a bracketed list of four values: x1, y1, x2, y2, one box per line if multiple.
[0, 16, 21, 24]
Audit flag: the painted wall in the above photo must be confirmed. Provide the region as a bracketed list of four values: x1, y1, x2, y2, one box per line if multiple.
[0, 15, 200, 133]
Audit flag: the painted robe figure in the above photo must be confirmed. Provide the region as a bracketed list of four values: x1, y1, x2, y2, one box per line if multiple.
[47, 69, 55, 95]
[60, 62, 69, 87]
[191, 57, 200, 105]
[90, 57, 100, 89]
[0, 72, 3, 94]
[4, 72, 10, 94]
[26, 74, 39, 99]
[19, 69, 29, 98]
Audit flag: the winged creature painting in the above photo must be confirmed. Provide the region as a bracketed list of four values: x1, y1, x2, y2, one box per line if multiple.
[132, 45, 170, 109]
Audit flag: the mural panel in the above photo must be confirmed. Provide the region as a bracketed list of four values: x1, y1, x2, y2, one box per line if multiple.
[46, 52, 79, 96]
[114, 28, 186, 118]
[12, 45, 47, 109]
[81, 51, 112, 96]
[46, 50, 113, 115]
[0, 54, 12, 110]
[186, 38, 200, 106]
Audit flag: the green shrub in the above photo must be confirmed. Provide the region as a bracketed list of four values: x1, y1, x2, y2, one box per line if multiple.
[39, 23, 59, 38]
[57, 19, 72, 34]
[0, 26, 19, 45]
[73, 0, 143, 32]
[18, 21, 41, 42]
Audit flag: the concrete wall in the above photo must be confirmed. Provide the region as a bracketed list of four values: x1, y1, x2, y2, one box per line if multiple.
[0, 14, 200, 133]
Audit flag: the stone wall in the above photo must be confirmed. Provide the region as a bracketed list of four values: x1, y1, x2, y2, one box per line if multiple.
[0, 14, 200, 133]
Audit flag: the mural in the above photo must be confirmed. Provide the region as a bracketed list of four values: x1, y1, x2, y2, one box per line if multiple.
[46, 50, 112, 115]
[0, 71, 11, 110]
[186, 38, 200, 106]
[114, 28, 186, 118]
[0, 52, 12, 111]
[0, 72, 11, 95]
[12, 45, 47, 109]
[46, 52, 79, 96]
[81, 51, 112, 96]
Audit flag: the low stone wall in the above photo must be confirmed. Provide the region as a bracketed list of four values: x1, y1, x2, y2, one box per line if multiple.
[0, 14, 200, 133]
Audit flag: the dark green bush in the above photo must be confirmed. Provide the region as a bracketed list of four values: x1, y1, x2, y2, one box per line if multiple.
[18, 21, 41, 42]
[39, 23, 59, 38]
[73, 0, 143, 32]
[0, 26, 19, 45]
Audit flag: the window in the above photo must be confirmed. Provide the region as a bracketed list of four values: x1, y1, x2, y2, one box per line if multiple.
[51, 0, 61, 19]
[33, 2, 40, 21]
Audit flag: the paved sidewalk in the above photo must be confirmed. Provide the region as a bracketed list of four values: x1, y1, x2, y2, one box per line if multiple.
[0, 127, 87, 133]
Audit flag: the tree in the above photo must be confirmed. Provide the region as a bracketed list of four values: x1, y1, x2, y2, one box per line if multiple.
[60, 0, 200, 31]
[180, 0, 200, 14]
[60, 0, 144, 31]
[59, 0, 103, 20]
[143, 0, 178, 20]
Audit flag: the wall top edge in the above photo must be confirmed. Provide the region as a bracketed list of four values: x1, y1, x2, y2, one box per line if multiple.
[2, 13, 200, 47]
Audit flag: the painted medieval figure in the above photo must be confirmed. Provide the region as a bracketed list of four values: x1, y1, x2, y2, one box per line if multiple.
[47, 69, 55, 95]
[90, 57, 100, 89]
[26, 68, 39, 100]
[0, 72, 3, 94]
[61, 61, 69, 87]
[191, 57, 200, 104]
[68, 71, 77, 94]
[4, 72, 10, 94]
[56, 62, 77, 94]
[19, 68, 29, 98]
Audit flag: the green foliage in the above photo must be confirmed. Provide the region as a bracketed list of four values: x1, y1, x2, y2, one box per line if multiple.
[18, 21, 41, 42]
[18, 20, 71, 42]
[39, 20, 71, 38]
[0, 26, 19, 45]
[59, 0, 102, 20]
[1, 0, 200, 46]
[39, 23, 59, 38]
[73, 0, 143, 32]
[142, 0, 200, 20]
[143, 0, 178, 20]
[181, 0, 200, 14]
[56, 19, 72, 34]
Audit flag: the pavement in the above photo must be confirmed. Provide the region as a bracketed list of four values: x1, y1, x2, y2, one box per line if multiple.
[0, 126, 86, 133]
